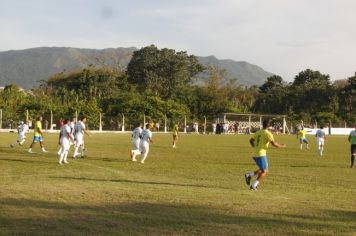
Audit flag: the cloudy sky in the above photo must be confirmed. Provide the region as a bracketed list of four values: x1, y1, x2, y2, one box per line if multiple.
[1, 0, 355, 81]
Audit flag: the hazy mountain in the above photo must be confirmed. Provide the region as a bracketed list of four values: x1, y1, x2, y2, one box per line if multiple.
[0, 47, 273, 88]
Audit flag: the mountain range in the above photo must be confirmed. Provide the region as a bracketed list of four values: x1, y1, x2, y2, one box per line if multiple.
[0, 47, 273, 89]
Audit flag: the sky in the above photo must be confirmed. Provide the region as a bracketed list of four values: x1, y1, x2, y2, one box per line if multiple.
[0, 0, 356, 81]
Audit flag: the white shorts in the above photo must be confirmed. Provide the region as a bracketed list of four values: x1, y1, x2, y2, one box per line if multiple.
[17, 134, 25, 142]
[317, 138, 325, 147]
[140, 141, 149, 155]
[132, 139, 140, 150]
[60, 138, 71, 152]
[75, 134, 84, 147]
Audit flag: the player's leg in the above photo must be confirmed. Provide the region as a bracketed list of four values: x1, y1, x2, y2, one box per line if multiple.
[28, 137, 37, 153]
[351, 145, 356, 168]
[299, 139, 303, 150]
[140, 142, 149, 164]
[305, 139, 309, 149]
[250, 157, 268, 190]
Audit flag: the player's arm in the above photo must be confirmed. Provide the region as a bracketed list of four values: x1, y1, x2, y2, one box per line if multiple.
[84, 128, 91, 137]
[58, 132, 62, 145]
[249, 138, 255, 148]
[271, 141, 286, 148]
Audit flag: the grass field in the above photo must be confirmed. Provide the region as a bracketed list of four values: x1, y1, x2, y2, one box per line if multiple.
[0, 132, 355, 235]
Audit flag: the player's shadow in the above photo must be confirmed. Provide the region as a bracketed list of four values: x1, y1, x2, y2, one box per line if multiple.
[0, 158, 38, 163]
[1, 198, 355, 235]
[51, 176, 231, 189]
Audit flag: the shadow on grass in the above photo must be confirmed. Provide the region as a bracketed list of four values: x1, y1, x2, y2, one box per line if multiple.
[50, 176, 231, 190]
[0, 198, 355, 235]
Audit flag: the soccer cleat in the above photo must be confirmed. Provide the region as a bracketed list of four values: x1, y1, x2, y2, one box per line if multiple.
[140, 161, 144, 164]
[244, 174, 251, 186]
[42, 149, 48, 153]
[250, 185, 258, 191]
[10, 144, 14, 148]
[28, 150, 33, 153]
[63, 160, 69, 164]
[132, 158, 137, 162]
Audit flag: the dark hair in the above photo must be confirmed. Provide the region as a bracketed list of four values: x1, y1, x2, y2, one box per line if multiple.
[64, 118, 70, 123]
[320, 125, 324, 129]
[70, 117, 75, 122]
[81, 116, 87, 121]
[145, 123, 150, 129]
[262, 120, 270, 129]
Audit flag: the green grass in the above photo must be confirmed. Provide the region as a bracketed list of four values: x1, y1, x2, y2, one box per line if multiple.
[0, 132, 355, 235]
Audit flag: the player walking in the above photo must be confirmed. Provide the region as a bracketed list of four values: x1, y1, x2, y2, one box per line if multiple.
[348, 125, 356, 168]
[10, 121, 29, 148]
[315, 126, 326, 156]
[244, 120, 286, 191]
[58, 119, 75, 165]
[73, 116, 90, 158]
[28, 116, 48, 153]
[297, 127, 310, 150]
[130, 123, 142, 162]
[172, 123, 179, 148]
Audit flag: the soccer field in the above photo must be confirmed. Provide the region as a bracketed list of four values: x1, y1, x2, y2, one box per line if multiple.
[0, 132, 355, 235]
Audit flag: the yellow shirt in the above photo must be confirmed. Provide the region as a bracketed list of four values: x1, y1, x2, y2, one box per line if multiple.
[173, 124, 178, 136]
[298, 130, 307, 139]
[253, 129, 274, 157]
[34, 121, 42, 137]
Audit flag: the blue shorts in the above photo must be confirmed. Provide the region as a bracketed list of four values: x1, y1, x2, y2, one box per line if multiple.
[300, 138, 308, 144]
[253, 156, 268, 171]
[33, 136, 43, 142]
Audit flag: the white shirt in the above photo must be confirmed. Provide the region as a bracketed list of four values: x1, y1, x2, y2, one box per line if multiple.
[132, 127, 142, 140]
[316, 129, 326, 139]
[141, 129, 152, 142]
[75, 121, 86, 135]
[60, 124, 72, 140]
[18, 124, 29, 135]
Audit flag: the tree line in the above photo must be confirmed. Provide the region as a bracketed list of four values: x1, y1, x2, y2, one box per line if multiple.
[0, 45, 355, 129]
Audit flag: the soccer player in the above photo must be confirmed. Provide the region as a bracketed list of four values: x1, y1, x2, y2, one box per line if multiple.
[130, 123, 143, 162]
[315, 125, 326, 156]
[172, 123, 179, 148]
[57, 117, 76, 156]
[73, 116, 90, 159]
[28, 116, 48, 153]
[297, 127, 310, 150]
[139, 123, 153, 164]
[58, 118, 75, 165]
[244, 120, 286, 191]
[348, 125, 356, 168]
[10, 120, 29, 148]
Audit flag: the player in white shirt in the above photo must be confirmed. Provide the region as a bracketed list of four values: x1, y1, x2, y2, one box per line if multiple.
[58, 119, 75, 165]
[130, 123, 143, 162]
[315, 125, 326, 156]
[10, 121, 29, 147]
[57, 117, 76, 156]
[73, 116, 90, 158]
[139, 123, 154, 164]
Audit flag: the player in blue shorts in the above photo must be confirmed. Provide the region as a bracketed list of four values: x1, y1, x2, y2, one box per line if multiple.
[244, 120, 286, 191]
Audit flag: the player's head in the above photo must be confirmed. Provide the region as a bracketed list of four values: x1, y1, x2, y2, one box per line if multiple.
[320, 125, 324, 129]
[262, 120, 270, 129]
[145, 123, 150, 129]
[64, 118, 70, 124]
[70, 117, 75, 122]
[81, 116, 87, 122]
[137, 122, 142, 127]
[37, 116, 43, 121]
[19, 121, 24, 125]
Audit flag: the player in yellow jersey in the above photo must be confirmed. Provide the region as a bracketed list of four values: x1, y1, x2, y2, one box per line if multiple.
[172, 123, 179, 148]
[28, 116, 48, 153]
[297, 127, 311, 150]
[244, 120, 286, 191]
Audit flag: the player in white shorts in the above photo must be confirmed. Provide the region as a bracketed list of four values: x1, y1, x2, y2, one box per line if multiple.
[130, 123, 143, 162]
[58, 119, 74, 165]
[315, 125, 326, 156]
[139, 123, 153, 164]
[10, 121, 29, 148]
[58, 117, 76, 156]
[73, 116, 90, 158]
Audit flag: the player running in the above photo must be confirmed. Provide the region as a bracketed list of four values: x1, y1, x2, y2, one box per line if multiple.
[172, 123, 179, 148]
[315, 125, 326, 156]
[348, 125, 356, 168]
[28, 116, 48, 153]
[10, 120, 29, 148]
[58, 118, 75, 165]
[73, 116, 90, 159]
[297, 127, 310, 150]
[139, 123, 153, 164]
[130, 123, 143, 162]
[244, 120, 286, 191]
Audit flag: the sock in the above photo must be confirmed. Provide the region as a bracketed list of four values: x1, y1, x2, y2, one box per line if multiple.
[28, 148, 32, 152]
[73, 147, 79, 157]
[42, 147, 46, 152]
[351, 155, 355, 167]
[81, 147, 84, 156]
[248, 171, 255, 177]
[59, 153, 64, 163]
[252, 180, 259, 188]
[300, 144, 303, 150]
[64, 151, 69, 162]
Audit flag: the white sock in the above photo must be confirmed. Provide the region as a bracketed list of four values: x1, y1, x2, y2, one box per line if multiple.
[42, 147, 46, 152]
[300, 144, 303, 150]
[28, 148, 32, 152]
[64, 151, 69, 162]
[252, 180, 259, 188]
[80, 147, 84, 156]
[248, 171, 255, 177]
[59, 153, 64, 163]
[73, 147, 79, 157]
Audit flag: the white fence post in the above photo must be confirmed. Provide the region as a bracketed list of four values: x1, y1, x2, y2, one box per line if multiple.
[122, 114, 125, 132]
[99, 113, 102, 132]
